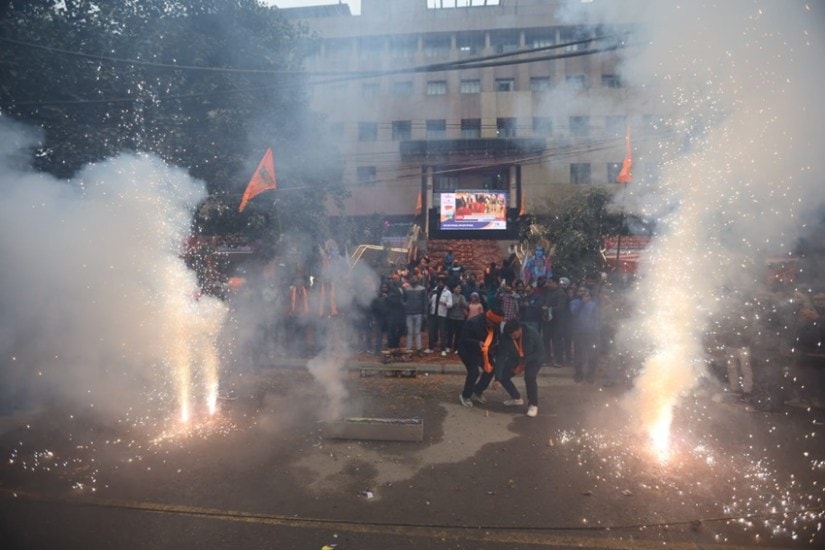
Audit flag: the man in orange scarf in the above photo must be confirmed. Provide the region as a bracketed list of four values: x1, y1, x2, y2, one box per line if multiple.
[495, 319, 546, 417]
[456, 308, 504, 407]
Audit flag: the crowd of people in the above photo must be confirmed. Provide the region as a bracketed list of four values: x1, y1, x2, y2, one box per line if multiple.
[228, 243, 824, 417]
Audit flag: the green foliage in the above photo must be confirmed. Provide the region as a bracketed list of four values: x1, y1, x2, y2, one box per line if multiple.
[0, 0, 344, 253]
[522, 188, 625, 281]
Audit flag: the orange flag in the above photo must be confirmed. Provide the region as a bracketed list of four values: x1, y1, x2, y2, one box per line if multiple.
[414, 191, 422, 216]
[519, 187, 526, 216]
[239, 148, 277, 212]
[615, 126, 633, 184]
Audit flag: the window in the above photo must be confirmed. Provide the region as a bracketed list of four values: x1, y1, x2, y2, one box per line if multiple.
[389, 36, 416, 59]
[325, 38, 352, 62]
[392, 120, 412, 141]
[497, 118, 517, 138]
[426, 119, 447, 139]
[457, 31, 484, 54]
[607, 162, 623, 184]
[569, 116, 589, 137]
[359, 36, 384, 59]
[460, 79, 481, 94]
[495, 78, 515, 92]
[533, 117, 553, 137]
[602, 74, 621, 88]
[570, 163, 591, 185]
[605, 115, 626, 136]
[491, 30, 520, 54]
[426, 80, 447, 95]
[526, 30, 555, 48]
[461, 119, 481, 139]
[356, 166, 377, 185]
[393, 81, 413, 96]
[424, 34, 451, 57]
[358, 122, 378, 141]
[530, 77, 551, 92]
[565, 74, 587, 89]
[362, 83, 379, 100]
[560, 26, 591, 52]
[434, 173, 458, 192]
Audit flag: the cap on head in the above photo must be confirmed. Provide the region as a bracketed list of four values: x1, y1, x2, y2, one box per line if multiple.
[559, 277, 571, 288]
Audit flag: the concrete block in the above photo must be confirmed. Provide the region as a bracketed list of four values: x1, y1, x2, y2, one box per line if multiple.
[325, 417, 424, 442]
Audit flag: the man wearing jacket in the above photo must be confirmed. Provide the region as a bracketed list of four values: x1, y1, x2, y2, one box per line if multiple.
[402, 275, 427, 354]
[496, 319, 546, 417]
[457, 308, 504, 407]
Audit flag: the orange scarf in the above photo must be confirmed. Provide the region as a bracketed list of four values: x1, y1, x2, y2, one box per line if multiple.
[318, 282, 338, 317]
[482, 328, 495, 373]
[290, 286, 308, 315]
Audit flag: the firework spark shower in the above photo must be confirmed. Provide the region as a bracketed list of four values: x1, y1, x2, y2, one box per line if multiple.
[590, 1, 825, 455]
[0, 116, 227, 421]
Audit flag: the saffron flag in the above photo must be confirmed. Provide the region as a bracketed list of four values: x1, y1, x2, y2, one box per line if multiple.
[414, 191, 422, 216]
[239, 148, 277, 212]
[615, 126, 633, 184]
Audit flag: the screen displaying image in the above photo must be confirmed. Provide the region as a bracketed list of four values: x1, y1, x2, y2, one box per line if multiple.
[439, 191, 508, 230]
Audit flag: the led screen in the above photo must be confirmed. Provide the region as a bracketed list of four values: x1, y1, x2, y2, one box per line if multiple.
[439, 191, 508, 230]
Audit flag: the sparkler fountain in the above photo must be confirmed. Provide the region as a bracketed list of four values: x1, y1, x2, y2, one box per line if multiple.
[601, 0, 825, 464]
[0, 119, 228, 431]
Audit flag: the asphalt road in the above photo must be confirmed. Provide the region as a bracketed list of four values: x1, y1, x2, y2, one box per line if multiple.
[1, 362, 824, 549]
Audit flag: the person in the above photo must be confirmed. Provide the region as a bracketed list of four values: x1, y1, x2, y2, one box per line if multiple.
[370, 281, 391, 355]
[545, 276, 571, 367]
[457, 308, 504, 407]
[425, 276, 452, 353]
[385, 278, 406, 349]
[519, 281, 544, 334]
[403, 274, 427, 354]
[721, 296, 757, 398]
[495, 319, 546, 417]
[446, 283, 468, 355]
[569, 286, 599, 383]
[498, 281, 521, 322]
[467, 292, 485, 319]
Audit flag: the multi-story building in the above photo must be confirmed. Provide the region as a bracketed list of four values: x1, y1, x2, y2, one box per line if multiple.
[284, 0, 656, 240]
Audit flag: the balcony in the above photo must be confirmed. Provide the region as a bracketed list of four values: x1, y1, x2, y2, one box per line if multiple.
[399, 138, 547, 160]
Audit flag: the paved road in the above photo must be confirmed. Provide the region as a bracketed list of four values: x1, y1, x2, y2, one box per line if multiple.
[1, 361, 823, 549]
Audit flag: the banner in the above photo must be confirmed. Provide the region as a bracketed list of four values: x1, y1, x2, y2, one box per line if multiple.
[615, 127, 633, 184]
[239, 148, 277, 212]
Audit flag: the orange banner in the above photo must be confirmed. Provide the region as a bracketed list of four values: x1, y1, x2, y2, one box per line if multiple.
[615, 127, 632, 184]
[239, 148, 277, 212]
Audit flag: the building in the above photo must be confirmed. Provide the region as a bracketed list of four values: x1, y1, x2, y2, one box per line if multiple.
[283, 0, 659, 241]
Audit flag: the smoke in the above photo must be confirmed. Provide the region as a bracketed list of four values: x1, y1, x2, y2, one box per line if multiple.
[0, 115, 227, 419]
[577, 1, 825, 450]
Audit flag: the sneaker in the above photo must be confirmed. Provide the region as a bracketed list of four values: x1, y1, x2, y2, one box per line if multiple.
[471, 393, 487, 404]
[526, 405, 538, 417]
[459, 394, 474, 408]
[441, 350, 447, 356]
[423, 349, 434, 354]
[503, 398, 524, 406]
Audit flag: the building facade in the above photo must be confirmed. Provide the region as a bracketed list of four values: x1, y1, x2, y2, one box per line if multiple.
[284, 0, 662, 237]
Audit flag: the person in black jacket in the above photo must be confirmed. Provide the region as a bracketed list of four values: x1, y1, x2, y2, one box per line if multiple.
[496, 319, 546, 417]
[457, 308, 504, 407]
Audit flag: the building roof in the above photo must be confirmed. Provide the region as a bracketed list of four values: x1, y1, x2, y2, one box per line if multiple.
[278, 4, 351, 19]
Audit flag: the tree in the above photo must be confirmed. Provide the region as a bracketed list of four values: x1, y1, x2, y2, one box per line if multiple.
[521, 188, 625, 281]
[0, 0, 344, 252]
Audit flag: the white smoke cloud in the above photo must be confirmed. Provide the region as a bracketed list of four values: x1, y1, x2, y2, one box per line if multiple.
[577, 1, 825, 452]
[0, 115, 227, 419]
